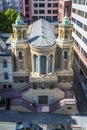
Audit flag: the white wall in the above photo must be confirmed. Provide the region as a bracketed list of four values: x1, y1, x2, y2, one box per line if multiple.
[0, 56, 13, 83]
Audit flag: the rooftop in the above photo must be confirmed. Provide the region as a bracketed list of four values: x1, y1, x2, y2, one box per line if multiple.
[29, 19, 56, 47]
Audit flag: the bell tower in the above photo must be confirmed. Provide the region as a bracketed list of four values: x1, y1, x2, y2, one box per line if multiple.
[11, 13, 30, 88]
[57, 10, 73, 70]
[57, 10, 74, 88]
[12, 13, 27, 42]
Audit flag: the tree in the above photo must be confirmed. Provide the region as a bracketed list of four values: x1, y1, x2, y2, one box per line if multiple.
[5, 9, 18, 33]
[0, 12, 8, 33]
[0, 9, 17, 33]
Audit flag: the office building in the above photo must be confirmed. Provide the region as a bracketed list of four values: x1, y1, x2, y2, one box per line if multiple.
[58, 0, 72, 22]
[23, 0, 58, 22]
[72, 0, 87, 87]
[0, 0, 23, 13]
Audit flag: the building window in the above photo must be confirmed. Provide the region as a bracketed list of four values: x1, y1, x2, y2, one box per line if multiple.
[25, 0, 29, 4]
[8, 85, 12, 88]
[48, 55, 52, 73]
[48, 10, 51, 14]
[3, 85, 7, 89]
[72, 8, 76, 13]
[62, 76, 66, 82]
[49, 83, 54, 89]
[48, 3, 51, 7]
[4, 72, 9, 80]
[33, 83, 37, 89]
[34, 55, 38, 73]
[76, 30, 81, 38]
[64, 51, 68, 59]
[39, 10, 45, 14]
[53, 3, 58, 7]
[84, 24, 87, 32]
[34, 10, 38, 14]
[78, 0, 85, 4]
[18, 30, 21, 39]
[67, 107, 72, 109]
[82, 37, 87, 45]
[3, 60, 7, 67]
[39, 3, 45, 7]
[19, 51, 22, 60]
[77, 20, 83, 28]
[85, 13, 87, 18]
[53, 10, 57, 14]
[77, 10, 84, 17]
[25, 7, 29, 11]
[41, 83, 45, 89]
[72, 17, 76, 23]
[49, 95, 54, 101]
[19, 76, 24, 83]
[33, 16, 38, 21]
[26, 14, 29, 18]
[34, 3, 38, 7]
[41, 56, 46, 74]
[73, 0, 77, 3]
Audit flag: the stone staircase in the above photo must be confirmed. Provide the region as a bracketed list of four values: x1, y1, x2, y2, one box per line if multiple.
[0, 85, 76, 113]
[37, 105, 50, 112]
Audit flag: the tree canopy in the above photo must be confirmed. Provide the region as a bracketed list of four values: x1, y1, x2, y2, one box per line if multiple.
[0, 9, 18, 33]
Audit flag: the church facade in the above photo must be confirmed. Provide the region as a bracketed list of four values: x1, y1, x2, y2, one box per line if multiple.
[0, 13, 77, 114]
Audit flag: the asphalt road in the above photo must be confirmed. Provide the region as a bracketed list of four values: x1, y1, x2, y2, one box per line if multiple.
[73, 71, 87, 115]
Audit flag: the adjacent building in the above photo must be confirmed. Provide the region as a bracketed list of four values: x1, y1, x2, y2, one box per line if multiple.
[0, 0, 23, 13]
[0, 39, 13, 89]
[23, 0, 59, 22]
[72, 0, 87, 87]
[0, 13, 77, 114]
[58, 0, 72, 22]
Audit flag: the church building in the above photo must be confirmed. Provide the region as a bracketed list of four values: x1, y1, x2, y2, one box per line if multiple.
[0, 12, 77, 114]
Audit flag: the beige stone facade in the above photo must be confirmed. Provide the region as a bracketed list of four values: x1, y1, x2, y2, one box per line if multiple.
[0, 13, 77, 114]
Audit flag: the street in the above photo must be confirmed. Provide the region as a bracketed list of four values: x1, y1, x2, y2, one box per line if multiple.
[73, 71, 87, 114]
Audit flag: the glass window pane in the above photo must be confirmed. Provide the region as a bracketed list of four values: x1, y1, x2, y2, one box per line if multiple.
[41, 56, 46, 74]
[48, 55, 52, 73]
[34, 55, 38, 73]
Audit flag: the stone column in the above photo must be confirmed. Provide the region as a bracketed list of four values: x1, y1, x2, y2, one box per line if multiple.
[61, 50, 63, 70]
[46, 56, 48, 75]
[31, 53, 34, 74]
[52, 54, 55, 73]
[68, 48, 72, 69]
[38, 55, 40, 76]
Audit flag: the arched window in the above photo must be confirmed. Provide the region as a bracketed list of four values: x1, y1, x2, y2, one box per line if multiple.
[41, 56, 46, 74]
[34, 55, 38, 73]
[18, 30, 21, 39]
[4, 72, 9, 80]
[64, 51, 68, 59]
[48, 55, 52, 73]
[23, 30, 26, 38]
[3, 60, 7, 67]
[19, 51, 22, 60]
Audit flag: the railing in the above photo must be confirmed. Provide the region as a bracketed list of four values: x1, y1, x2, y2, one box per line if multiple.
[0, 91, 22, 99]
[0, 85, 29, 99]
[49, 97, 76, 112]
[49, 99, 61, 112]
[11, 98, 37, 112]
[22, 99, 36, 112]
[11, 98, 22, 106]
